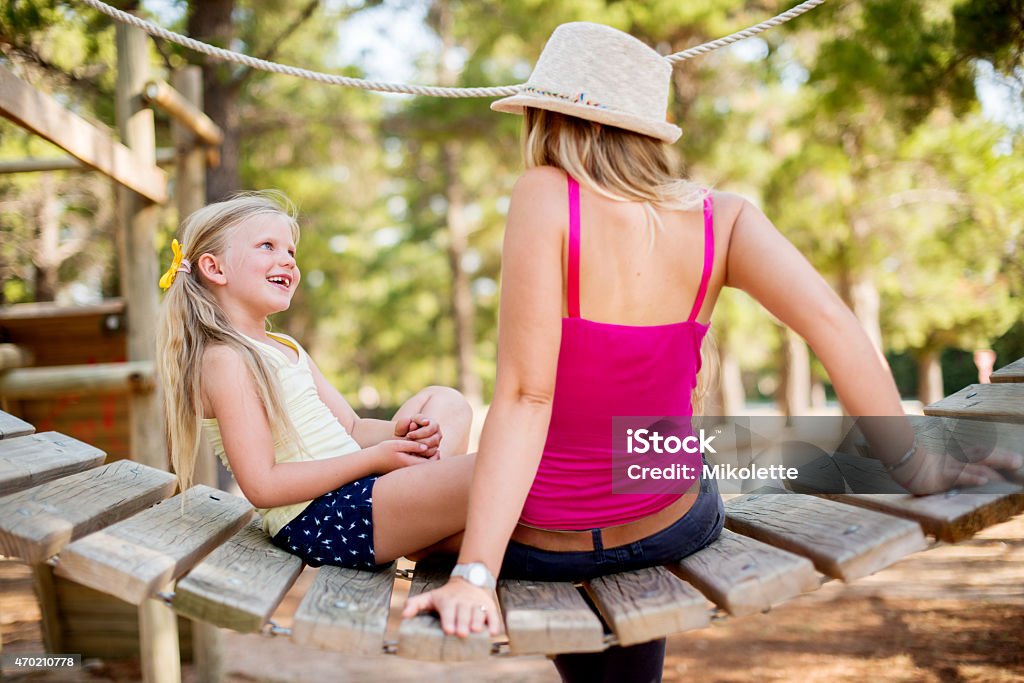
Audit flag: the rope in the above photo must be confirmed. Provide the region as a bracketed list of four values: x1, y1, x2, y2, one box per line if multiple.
[78, 0, 826, 98]
[665, 0, 827, 64]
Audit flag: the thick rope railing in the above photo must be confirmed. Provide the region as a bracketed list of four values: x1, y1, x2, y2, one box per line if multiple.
[78, 0, 826, 98]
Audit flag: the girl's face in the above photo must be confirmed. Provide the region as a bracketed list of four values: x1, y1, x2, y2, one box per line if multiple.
[219, 213, 300, 317]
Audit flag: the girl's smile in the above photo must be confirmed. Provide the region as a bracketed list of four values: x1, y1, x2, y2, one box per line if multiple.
[215, 213, 301, 324]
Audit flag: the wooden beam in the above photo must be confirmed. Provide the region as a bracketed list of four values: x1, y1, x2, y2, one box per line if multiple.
[0, 65, 167, 203]
[143, 79, 223, 146]
[0, 344, 33, 371]
[0, 148, 176, 174]
[0, 361, 155, 400]
[0, 431, 106, 496]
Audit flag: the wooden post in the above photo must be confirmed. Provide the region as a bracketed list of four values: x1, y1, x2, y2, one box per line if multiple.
[172, 65, 225, 683]
[116, 22, 179, 683]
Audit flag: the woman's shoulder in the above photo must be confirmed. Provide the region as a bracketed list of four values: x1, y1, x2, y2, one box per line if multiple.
[512, 166, 569, 203]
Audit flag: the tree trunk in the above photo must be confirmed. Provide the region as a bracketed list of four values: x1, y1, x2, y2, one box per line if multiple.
[435, 0, 481, 405]
[916, 349, 944, 407]
[33, 173, 60, 301]
[777, 327, 810, 417]
[187, 0, 241, 201]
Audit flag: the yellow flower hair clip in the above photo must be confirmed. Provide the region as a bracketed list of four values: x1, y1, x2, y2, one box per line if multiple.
[159, 239, 192, 290]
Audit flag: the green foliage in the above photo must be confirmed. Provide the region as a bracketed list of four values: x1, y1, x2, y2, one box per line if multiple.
[2, 0, 1022, 405]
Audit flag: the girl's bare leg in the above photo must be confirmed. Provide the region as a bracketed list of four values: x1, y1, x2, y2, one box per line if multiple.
[371, 453, 476, 563]
[392, 386, 473, 457]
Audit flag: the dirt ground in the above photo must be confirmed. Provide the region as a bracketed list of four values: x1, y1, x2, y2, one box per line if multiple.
[3, 515, 1022, 683]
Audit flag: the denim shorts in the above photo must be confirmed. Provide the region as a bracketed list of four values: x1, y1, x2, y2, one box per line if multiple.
[271, 475, 387, 570]
[500, 475, 724, 582]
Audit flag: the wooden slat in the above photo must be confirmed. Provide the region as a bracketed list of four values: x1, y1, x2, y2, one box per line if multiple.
[173, 519, 303, 633]
[498, 579, 605, 655]
[0, 431, 105, 496]
[397, 557, 491, 661]
[991, 358, 1024, 383]
[0, 460, 175, 562]
[55, 485, 252, 605]
[0, 65, 167, 202]
[724, 493, 928, 581]
[0, 361, 156, 400]
[924, 383, 1024, 423]
[792, 450, 1024, 542]
[291, 563, 395, 654]
[585, 566, 709, 647]
[670, 529, 820, 616]
[0, 411, 34, 439]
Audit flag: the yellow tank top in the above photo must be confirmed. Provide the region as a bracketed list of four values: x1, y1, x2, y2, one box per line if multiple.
[201, 332, 362, 537]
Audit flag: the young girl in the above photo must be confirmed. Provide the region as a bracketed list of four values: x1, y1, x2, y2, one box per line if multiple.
[402, 22, 1021, 683]
[156, 191, 475, 569]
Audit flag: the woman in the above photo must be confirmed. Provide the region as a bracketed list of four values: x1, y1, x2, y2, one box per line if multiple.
[402, 22, 1019, 683]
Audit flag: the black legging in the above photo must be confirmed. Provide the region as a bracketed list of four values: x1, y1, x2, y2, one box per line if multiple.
[553, 638, 667, 683]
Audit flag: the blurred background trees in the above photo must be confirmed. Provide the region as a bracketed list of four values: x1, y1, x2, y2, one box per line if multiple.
[1, 0, 1021, 413]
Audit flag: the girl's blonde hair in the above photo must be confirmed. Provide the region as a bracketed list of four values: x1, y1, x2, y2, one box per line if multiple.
[522, 108, 715, 412]
[156, 190, 303, 494]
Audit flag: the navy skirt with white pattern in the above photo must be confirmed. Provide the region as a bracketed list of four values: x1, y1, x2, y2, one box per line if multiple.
[271, 474, 385, 570]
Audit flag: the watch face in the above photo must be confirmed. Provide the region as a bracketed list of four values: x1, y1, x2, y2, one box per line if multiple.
[468, 565, 486, 585]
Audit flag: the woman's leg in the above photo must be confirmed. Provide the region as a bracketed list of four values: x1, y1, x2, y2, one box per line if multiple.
[371, 452, 476, 563]
[553, 640, 666, 683]
[392, 386, 473, 458]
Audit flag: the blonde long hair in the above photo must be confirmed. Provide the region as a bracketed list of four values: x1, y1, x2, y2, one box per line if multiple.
[156, 190, 303, 493]
[522, 108, 716, 412]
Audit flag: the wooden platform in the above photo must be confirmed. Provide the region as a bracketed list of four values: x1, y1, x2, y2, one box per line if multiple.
[1, 358, 1023, 673]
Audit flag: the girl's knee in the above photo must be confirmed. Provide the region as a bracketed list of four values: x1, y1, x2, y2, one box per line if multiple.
[425, 386, 473, 416]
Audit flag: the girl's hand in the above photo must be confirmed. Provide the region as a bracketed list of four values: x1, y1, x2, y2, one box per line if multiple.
[899, 445, 1023, 495]
[401, 579, 502, 638]
[371, 439, 433, 473]
[395, 414, 443, 459]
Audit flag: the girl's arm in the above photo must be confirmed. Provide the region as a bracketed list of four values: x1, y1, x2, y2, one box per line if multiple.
[306, 359, 438, 450]
[724, 196, 1019, 483]
[203, 345, 430, 509]
[402, 167, 566, 635]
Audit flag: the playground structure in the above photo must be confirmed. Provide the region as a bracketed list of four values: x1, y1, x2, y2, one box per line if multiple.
[0, 18, 224, 679]
[2, 5, 1024, 683]
[1, 375, 1023, 683]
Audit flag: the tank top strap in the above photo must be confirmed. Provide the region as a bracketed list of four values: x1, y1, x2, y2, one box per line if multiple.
[687, 192, 715, 323]
[566, 174, 581, 319]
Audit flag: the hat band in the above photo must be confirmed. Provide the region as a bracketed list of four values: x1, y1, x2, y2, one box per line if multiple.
[521, 85, 609, 111]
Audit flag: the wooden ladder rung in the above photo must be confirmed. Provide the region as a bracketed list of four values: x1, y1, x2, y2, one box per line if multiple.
[397, 557, 491, 661]
[55, 485, 252, 605]
[291, 562, 395, 654]
[991, 358, 1024, 383]
[498, 578, 605, 655]
[0, 411, 34, 440]
[725, 492, 928, 581]
[671, 528, 820, 616]
[924, 383, 1024, 423]
[584, 565, 709, 647]
[173, 518, 303, 633]
[0, 460, 176, 563]
[0, 431, 105, 496]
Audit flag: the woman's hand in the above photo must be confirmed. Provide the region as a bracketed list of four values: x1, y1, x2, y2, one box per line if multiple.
[899, 445, 1023, 495]
[395, 413, 443, 459]
[370, 439, 433, 473]
[401, 579, 503, 638]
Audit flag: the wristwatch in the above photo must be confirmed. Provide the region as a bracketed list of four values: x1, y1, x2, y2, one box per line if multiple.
[450, 562, 496, 590]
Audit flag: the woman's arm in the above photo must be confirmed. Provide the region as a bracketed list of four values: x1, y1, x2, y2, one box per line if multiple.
[402, 167, 567, 634]
[203, 345, 430, 508]
[724, 196, 1019, 485]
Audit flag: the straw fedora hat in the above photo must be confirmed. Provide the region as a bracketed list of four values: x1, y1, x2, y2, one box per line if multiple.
[491, 22, 682, 144]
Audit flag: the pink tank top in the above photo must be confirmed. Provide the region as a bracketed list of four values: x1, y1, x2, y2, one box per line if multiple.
[519, 176, 714, 530]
